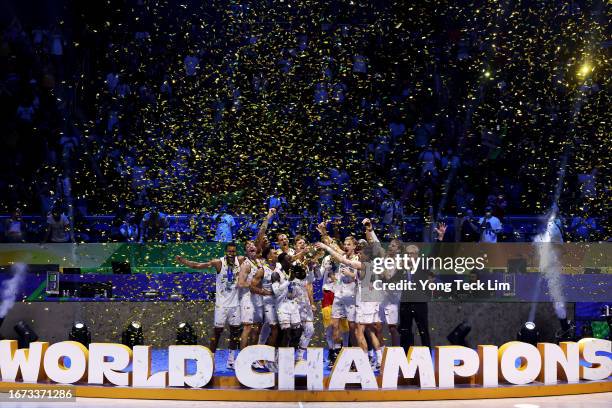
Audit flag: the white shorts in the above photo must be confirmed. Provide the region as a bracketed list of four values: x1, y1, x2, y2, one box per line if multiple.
[263, 302, 278, 325]
[356, 302, 379, 325]
[331, 295, 356, 322]
[214, 305, 241, 328]
[379, 301, 399, 325]
[240, 296, 263, 324]
[277, 301, 301, 328]
[299, 301, 314, 322]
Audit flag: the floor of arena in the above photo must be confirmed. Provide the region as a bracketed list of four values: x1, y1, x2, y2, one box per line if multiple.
[0, 393, 610, 408]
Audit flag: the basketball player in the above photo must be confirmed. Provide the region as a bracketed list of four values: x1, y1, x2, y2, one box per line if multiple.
[315, 235, 383, 369]
[362, 218, 401, 347]
[327, 236, 359, 367]
[237, 240, 263, 349]
[175, 242, 242, 369]
[250, 246, 282, 350]
[293, 235, 316, 361]
[272, 254, 303, 348]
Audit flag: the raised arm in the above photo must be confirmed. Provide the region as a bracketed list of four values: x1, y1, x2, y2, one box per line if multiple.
[317, 222, 344, 253]
[255, 208, 276, 251]
[362, 218, 379, 243]
[314, 242, 361, 270]
[175, 255, 222, 272]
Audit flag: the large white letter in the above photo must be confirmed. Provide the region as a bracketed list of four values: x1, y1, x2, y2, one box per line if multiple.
[435, 346, 479, 388]
[88, 343, 132, 386]
[578, 338, 612, 381]
[476, 345, 498, 387]
[328, 348, 377, 390]
[537, 342, 579, 384]
[133, 345, 168, 387]
[0, 340, 48, 382]
[498, 341, 541, 385]
[235, 345, 275, 389]
[278, 347, 324, 390]
[168, 345, 213, 388]
[43, 341, 88, 384]
[380, 346, 435, 389]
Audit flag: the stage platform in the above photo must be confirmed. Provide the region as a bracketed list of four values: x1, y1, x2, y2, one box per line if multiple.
[1, 349, 610, 402]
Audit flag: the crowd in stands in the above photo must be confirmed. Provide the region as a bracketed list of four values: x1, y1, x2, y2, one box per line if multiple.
[0, 1, 608, 243]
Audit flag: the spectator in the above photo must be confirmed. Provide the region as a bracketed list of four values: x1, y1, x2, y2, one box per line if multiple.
[139, 207, 169, 243]
[211, 205, 236, 243]
[380, 194, 404, 239]
[478, 206, 502, 243]
[119, 214, 140, 242]
[43, 207, 74, 243]
[568, 209, 597, 242]
[3, 208, 25, 242]
[454, 208, 480, 242]
[184, 53, 200, 76]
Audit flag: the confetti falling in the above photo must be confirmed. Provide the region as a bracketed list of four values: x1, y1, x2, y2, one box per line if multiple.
[0, 1, 609, 344]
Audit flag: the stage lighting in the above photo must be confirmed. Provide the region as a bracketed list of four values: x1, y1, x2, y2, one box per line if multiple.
[14, 320, 39, 348]
[176, 322, 197, 345]
[69, 321, 91, 346]
[517, 321, 539, 345]
[121, 321, 144, 348]
[577, 63, 592, 78]
[447, 321, 471, 346]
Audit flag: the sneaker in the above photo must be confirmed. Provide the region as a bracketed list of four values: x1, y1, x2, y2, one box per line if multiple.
[251, 360, 264, 370]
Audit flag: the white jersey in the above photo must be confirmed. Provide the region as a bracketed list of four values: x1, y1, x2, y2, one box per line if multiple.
[241, 258, 263, 307]
[262, 262, 283, 305]
[216, 256, 240, 308]
[293, 267, 314, 306]
[335, 254, 358, 298]
[272, 279, 298, 306]
[320, 255, 337, 292]
[356, 268, 379, 313]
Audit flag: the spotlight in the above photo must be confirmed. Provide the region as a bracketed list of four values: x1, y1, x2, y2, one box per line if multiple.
[14, 320, 39, 348]
[69, 321, 91, 346]
[176, 322, 197, 345]
[121, 321, 144, 348]
[517, 321, 539, 345]
[577, 63, 592, 78]
[447, 321, 471, 346]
